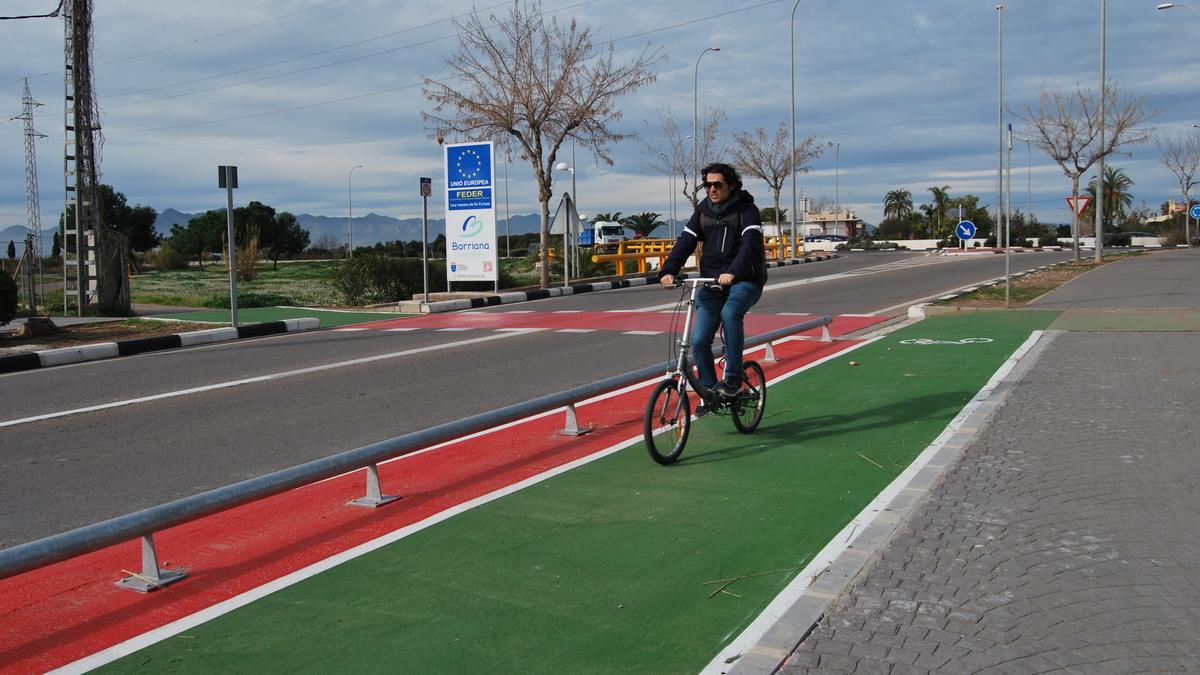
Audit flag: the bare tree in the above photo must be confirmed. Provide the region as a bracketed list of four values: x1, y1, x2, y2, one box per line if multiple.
[1158, 130, 1200, 247]
[644, 106, 727, 210]
[729, 123, 825, 231]
[423, 1, 661, 288]
[1014, 82, 1153, 261]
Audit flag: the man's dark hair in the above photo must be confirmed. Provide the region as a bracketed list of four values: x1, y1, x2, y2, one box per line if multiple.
[701, 162, 742, 191]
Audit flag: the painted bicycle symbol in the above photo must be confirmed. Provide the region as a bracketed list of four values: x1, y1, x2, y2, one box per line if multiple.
[899, 337, 994, 345]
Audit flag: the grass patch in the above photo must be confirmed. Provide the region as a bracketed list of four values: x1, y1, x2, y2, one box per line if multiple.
[937, 251, 1147, 307]
[132, 260, 342, 307]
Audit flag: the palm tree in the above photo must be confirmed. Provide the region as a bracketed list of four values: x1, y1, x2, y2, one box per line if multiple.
[883, 189, 913, 224]
[1082, 166, 1134, 231]
[591, 212, 624, 224]
[622, 212, 665, 238]
[927, 185, 952, 238]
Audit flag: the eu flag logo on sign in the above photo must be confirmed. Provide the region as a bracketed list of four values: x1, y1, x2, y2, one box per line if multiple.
[447, 144, 492, 189]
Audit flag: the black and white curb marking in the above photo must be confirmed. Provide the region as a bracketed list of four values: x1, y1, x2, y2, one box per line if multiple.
[421, 254, 838, 313]
[0, 318, 320, 374]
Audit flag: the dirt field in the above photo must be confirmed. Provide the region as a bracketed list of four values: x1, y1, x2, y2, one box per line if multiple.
[0, 319, 218, 353]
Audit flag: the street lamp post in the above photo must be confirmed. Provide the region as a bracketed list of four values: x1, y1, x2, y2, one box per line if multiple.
[1095, 0, 1107, 263]
[553, 157, 576, 287]
[997, 4, 1004, 257]
[658, 151, 675, 239]
[790, 0, 802, 259]
[347, 164, 363, 259]
[1163, 5, 1200, 246]
[833, 141, 840, 236]
[694, 47, 720, 191]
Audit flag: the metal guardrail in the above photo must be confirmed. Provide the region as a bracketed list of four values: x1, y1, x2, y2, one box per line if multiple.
[0, 313, 834, 590]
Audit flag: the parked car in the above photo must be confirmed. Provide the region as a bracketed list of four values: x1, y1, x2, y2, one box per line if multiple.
[804, 234, 849, 242]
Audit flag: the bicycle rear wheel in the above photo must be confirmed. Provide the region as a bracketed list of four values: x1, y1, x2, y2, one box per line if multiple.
[731, 361, 766, 433]
[644, 379, 691, 465]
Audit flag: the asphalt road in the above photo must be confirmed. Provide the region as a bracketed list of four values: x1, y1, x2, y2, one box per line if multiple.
[0, 249, 1075, 547]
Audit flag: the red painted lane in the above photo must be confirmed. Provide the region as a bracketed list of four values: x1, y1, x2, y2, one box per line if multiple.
[0, 333, 879, 673]
[338, 311, 883, 337]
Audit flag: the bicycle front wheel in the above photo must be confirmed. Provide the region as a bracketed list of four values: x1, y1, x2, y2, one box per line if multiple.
[731, 361, 767, 433]
[644, 379, 691, 465]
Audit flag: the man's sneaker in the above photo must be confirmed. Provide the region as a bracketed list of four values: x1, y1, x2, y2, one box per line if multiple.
[715, 378, 742, 399]
[694, 402, 710, 418]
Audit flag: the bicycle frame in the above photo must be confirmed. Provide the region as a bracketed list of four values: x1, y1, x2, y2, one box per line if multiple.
[668, 278, 721, 406]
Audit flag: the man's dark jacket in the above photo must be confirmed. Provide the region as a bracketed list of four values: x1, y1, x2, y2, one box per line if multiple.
[658, 189, 768, 286]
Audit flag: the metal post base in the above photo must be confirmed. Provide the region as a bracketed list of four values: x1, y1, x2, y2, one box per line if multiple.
[821, 325, 832, 342]
[762, 341, 778, 362]
[114, 535, 187, 593]
[348, 464, 400, 508]
[556, 403, 594, 436]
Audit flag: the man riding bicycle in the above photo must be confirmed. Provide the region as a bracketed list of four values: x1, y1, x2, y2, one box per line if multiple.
[658, 162, 768, 412]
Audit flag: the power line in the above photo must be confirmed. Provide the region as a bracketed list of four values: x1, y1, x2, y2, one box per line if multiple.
[0, 0, 62, 20]
[110, 0, 778, 135]
[97, 0, 342, 67]
[104, 0, 514, 99]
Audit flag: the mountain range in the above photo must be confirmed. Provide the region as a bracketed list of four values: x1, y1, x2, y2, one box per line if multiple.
[1, 209, 549, 257]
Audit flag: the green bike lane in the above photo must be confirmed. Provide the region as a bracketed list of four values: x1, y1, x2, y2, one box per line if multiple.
[87, 312, 1057, 674]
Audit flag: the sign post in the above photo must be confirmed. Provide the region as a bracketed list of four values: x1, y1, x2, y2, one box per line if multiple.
[443, 142, 498, 291]
[420, 177, 432, 305]
[218, 165, 239, 326]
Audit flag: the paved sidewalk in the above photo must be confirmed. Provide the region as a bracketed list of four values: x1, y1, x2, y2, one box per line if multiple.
[780, 249, 1200, 673]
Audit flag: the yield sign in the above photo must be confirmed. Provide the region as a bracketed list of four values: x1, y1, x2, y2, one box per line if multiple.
[1066, 196, 1092, 216]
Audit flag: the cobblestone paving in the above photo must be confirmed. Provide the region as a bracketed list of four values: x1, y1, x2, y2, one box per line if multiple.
[780, 331, 1200, 674]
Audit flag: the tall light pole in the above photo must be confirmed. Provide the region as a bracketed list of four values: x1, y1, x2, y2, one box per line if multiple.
[504, 148, 512, 258]
[554, 158, 576, 286]
[1162, 5, 1197, 246]
[997, 4, 1004, 255]
[790, 0, 803, 259]
[347, 164, 363, 259]
[1006, 124, 1013, 306]
[658, 151, 675, 238]
[694, 47, 720, 190]
[1095, 0, 1107, 263]
[833, 141, 840, 236]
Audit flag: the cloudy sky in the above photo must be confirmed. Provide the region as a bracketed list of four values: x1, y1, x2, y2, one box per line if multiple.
[1, 0, 1196, 232]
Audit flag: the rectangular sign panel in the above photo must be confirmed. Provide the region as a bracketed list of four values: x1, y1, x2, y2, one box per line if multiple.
[444, 142, 498, 282]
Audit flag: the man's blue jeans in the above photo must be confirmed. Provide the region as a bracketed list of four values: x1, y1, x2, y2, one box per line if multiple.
[691, 280, 763, 390]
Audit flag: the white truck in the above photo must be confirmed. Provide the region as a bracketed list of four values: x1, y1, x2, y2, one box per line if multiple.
[579, 221, 626, 250]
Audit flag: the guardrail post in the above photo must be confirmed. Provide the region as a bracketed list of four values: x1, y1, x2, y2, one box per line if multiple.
[348, 464, 400, 508]
[556, 403, 594, 436]
[115, 534, 187, 593]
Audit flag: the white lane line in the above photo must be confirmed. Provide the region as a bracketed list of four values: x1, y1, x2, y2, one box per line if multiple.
[436, 327, 472, 332]
[57, 335, 875, 675]
[556, 329, 596, 333]
[622, 330, 661, 336]
[0, 330, 546, 429]
[383, 328, 418, 332]
[553, 310, 584, 313]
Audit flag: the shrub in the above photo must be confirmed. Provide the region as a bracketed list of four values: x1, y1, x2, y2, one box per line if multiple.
[145, 245, 191, 270]
[0, 268, 17, 325]
[332, 255, 523, 304]
[201, 291, 296, 309]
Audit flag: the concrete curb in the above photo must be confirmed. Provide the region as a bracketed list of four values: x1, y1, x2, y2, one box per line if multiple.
[416, 254, 839, 314]
[0, 318, 320, 374]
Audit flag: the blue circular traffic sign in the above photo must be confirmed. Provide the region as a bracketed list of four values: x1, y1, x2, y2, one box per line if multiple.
[955, 220, 977, 241]
[1189, 204, 1200, 220]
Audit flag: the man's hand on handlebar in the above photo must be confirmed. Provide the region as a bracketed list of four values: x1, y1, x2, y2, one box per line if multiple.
[660, 274, 675, 289]
[717, 273, 734, 287]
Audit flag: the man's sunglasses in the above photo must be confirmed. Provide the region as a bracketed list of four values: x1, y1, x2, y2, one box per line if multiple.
[704, 181, 728, 190]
